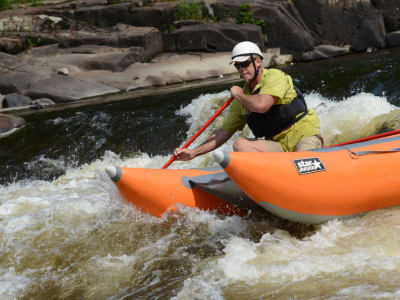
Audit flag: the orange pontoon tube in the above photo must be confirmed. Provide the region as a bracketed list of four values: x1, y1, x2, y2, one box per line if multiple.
[214, 134, 400, 224]
[105, 166, 245, 217]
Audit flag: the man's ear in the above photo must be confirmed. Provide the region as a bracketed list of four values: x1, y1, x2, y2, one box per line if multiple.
[256, 56, 262, 66]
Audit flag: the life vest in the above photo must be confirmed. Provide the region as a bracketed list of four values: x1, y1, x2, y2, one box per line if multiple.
[247, 86, 308, 139]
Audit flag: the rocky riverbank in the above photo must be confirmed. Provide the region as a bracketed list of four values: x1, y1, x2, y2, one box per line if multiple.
[1, 0, 400, 135]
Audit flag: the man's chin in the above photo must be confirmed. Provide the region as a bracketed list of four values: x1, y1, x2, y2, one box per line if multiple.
[241, 74, 251, 82]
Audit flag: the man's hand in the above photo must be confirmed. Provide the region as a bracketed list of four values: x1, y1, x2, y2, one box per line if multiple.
[173, 148, 195, 161]
[230, 86, 244, 100]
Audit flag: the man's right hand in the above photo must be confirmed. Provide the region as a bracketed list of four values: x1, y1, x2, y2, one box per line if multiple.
[173, 148, 195, 161]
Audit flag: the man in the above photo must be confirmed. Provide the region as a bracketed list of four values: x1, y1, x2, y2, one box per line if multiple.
[174, 41, 322, 161]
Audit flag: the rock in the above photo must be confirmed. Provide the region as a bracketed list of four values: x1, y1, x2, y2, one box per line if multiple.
[164, 22, 265, 53]
[0, 51, 22, 70]
[272, 54, 294, 66]
[371, 0, 400, 32]
[119, 2, 176, 28]
[386, 31, 400, 47]
[0, 37, 24, 54]
[2, 93, 32, 108]
[0, 15, 68, 33]
[1, 24, 162, 59]
[26, 75, 120, 102]
[356, 17, 386, 51]
[57, 67, 69, 75]
[0, 55, 58, 95]
[302, 45, 351, 61]
[292, 0, 386, 53]
[78, 47, 145, 72]
[262, 48, 293, 67]
[37, 1, 174, 29]
[32, 98, 56, 106]
[211, 0, 315, 58]
[0, 113, 25, 134]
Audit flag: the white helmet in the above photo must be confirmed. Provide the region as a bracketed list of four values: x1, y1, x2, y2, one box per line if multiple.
[230, 41, 263, 64]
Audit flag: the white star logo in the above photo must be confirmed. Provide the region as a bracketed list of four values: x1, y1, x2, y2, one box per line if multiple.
[312, 159, 322, 170]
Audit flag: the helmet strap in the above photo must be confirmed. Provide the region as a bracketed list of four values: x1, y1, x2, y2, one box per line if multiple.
[249, 56, 260, 84]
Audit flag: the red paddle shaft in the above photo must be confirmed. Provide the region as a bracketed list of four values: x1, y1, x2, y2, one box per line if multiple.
[162, 96, 234, 169]
[329, 129, 400, 147]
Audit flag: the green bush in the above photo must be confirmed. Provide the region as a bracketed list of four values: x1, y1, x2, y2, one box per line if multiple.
[236, 3, 264, 26]
[0, 0, 11, 10]
[0, 0, 42, 10]
[174, 1, 203, 21]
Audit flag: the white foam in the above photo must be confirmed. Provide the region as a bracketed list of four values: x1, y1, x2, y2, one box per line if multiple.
[306, 91, 397, 144]
[0, 267, 32, 299]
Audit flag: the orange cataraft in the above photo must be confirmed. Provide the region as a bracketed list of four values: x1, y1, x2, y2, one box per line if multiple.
[106, 131, 400, 224]
[214, 133, 400, 224]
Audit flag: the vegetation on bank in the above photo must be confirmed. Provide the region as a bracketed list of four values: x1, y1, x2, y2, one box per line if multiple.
[163, 2, 264, 33]
[0, 0, 41, 10]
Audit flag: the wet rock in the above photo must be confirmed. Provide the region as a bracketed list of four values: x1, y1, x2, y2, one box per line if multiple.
[24, 158, 66, 182]
[0, 113, 25, 134]
[2, 93, 32, 108]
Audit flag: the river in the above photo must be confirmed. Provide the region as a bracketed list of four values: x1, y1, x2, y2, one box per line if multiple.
[1, 48, 400, 299]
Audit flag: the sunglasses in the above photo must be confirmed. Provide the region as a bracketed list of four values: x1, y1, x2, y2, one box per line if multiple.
[234, 59, 252, 70]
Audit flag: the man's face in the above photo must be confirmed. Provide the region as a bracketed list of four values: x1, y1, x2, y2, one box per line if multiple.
[234, 57, 262, 83]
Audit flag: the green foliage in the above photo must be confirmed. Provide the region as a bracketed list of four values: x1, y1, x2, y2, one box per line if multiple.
[24, 36, 41, 49]
[163, 24, 176, 34]
[31, 0, 42, 7]
[174, 1, 203, 21]
[0, 0, 11, 10]
[236, 3, 264, 26]
[0, 0, 42, 10]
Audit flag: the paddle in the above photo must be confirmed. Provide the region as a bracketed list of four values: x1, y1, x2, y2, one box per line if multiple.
[162, 96, 235, 169]
[329, 129, 400, 147]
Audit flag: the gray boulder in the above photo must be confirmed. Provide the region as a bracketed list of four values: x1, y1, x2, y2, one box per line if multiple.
[26, 75, 119, 102]
[211, 0, 315, 58]
[2, 93, 32, 108]
[164, 22, 265, 52]
[386, 31, 400, 47]
[371, 0, 400, 32]
[292, 0, 386, 53]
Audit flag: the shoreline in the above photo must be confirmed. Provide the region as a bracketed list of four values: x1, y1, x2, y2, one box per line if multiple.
[0, 73, 241, 117]
[3, 46, 399, 118]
